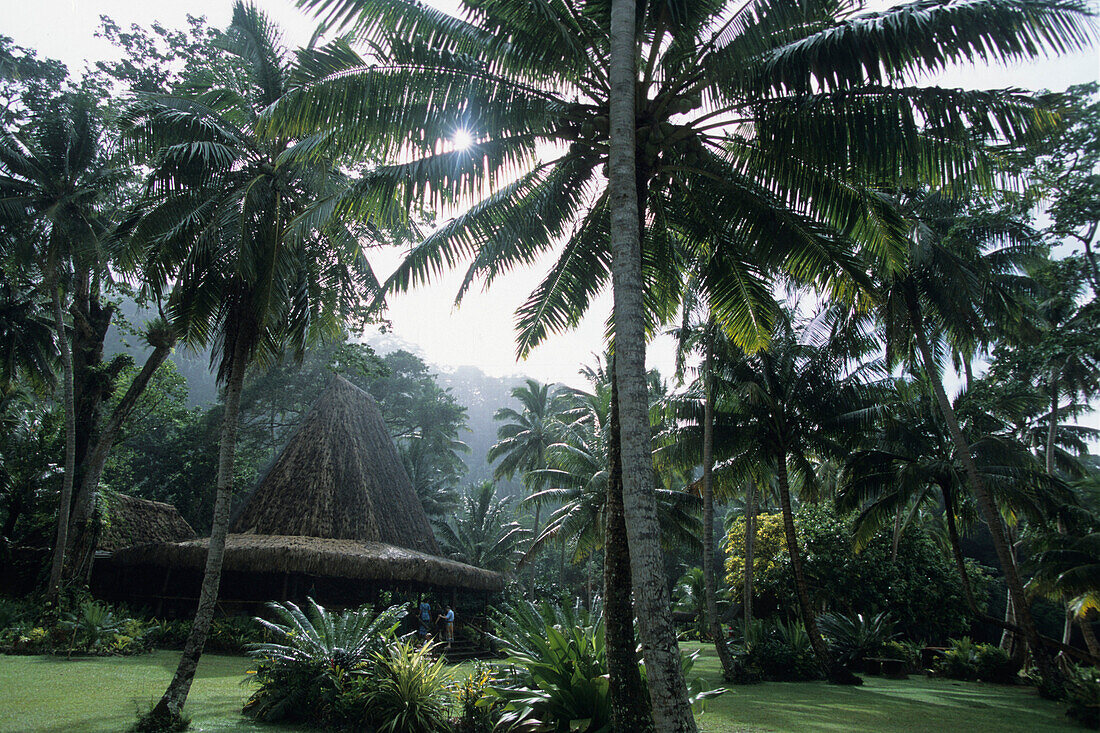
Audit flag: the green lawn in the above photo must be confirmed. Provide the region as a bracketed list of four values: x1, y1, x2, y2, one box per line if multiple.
[0, 646, 1080, 732]
[683, 642, 1078, 733]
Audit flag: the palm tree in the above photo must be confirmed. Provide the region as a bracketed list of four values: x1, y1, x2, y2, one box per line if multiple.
[436, 481, 529, 573]
[0, 95, 117, 601]
[528, 409, 702, 564]
[837, 377, 1071, 614]
[0, 272, 55, 394]
[282, 0, 1093, 718]
[125, 5, 383, 721]
[487, 378, 566, 589]
[867, 189, 1072, 689]
[714, 311, 876, 677]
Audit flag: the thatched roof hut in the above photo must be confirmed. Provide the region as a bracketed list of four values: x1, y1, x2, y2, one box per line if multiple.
[230, 375, 439, 554]
[100, 377, 503, 612]
[98, 493, 195, 552]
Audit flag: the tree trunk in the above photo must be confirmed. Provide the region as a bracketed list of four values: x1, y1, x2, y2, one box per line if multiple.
[604, 370, 654, 733]
[702, 337, 735, 678]
[67, 340, 175, 582]
[744, 479, 757, 632]
[1047, 385, 1077, 656]
[608, 0, 695, 727]
[943, 490, 979, 613]
[529, 504, 541, 598]
[890, 504, 903, 562]
[1079, 613, 1100, 659]
[906, 291, 1058, 692]
[147, 336, 247, 719]
[775, 457, 832, 673]
[46, 279, 76, 604]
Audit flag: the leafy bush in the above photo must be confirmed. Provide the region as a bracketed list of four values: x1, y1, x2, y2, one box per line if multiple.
[143, 619, 190, 649]
[244, 598, 406, 725]
[354, 640, 452, 733]
[878, 640, 921, 671]
[453, 663, 501, 733]
[0, 598, 32, 630]
[818, 611, 895, 667]
[207, 616, 266, 653]
[937, 637, 1018, 683]
[488, 600, 721, 731]
[58, 600, 122, 653]
[733, 619, 821, 682]
[1064, 664, 1100, 728]
[726, 506, 987, 642]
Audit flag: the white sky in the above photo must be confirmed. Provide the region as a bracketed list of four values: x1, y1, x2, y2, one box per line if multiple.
[5, 0, 1099, 391]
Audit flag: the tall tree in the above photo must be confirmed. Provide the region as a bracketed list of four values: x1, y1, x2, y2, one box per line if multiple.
[870, 189, 1068, 690]
[487, 378, 566, 590]
[0, 95, 118, 602]
[125, 4, 384, 722]
[713, 311, 876, 678]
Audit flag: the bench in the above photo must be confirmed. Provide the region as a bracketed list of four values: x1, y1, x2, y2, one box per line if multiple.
[864, 657, 909, 679]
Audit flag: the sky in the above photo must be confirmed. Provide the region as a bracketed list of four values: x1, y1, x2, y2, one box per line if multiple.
[5, 0, 1100, 391]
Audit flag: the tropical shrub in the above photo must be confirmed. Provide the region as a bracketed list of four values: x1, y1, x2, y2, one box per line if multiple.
[207, 616, 266, 653]
[732, 619, 821, 682]
[58, 600, 122, 653]
[1064, 664, 1100, 729]
[489, 601, 611, 732]
[878, 640, 922, 672]
[937, 637, 1018, 683]
[453, 663, 502, 733]
[818, 611, 896, 667]
[354, 640, 452, 733]
[488, 600, 721, 731]
[726, 506, 985, 641]
[244, 598, 406, 725]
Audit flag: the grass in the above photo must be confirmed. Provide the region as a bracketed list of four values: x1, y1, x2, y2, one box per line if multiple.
[0, 646, 1081, 732]
[0, 652, 304, 733]
[683, 642, 1078, 732]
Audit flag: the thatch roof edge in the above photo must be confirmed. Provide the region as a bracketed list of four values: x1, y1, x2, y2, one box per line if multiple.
[110, 534, 503, 592]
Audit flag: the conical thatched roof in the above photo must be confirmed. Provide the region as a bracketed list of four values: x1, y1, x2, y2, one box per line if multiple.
[98, 493, 195, 552]
[230, 376, 439, 555]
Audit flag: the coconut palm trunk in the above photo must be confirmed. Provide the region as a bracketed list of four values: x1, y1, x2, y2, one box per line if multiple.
[148, 335, 247, 719]
[744, 479, 757, 631]
[1079, 614, 1100, 659]
[907, 292, 1058, 691]
[46, 274, 77, 604]
[942, 489, 979, 613]
[1046, 384, 1077, 654]
[604, 369, 654, 733]
[608, 1, 695, 728]
[702, 340, 735, 677]
[775, 457, 832, 672]
[67, 338, 175, 582]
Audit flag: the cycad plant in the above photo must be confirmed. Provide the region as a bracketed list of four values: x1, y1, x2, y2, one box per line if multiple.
[245, 598, 406, 724]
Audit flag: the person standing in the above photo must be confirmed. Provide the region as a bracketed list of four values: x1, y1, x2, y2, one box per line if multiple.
[438, 604, 455, 644]
[418, 599, 432, 642]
